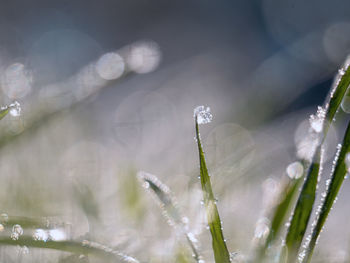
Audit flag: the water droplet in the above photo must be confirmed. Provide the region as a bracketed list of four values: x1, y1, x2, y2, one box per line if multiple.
[33, 229, 49, 241]
[254, 217, 270, 240]
[142, 181, 150, 189]
[49, 228, 66, 241]
[286, 161, 304, 179]
[309, 106, 326, 133]
[0, 224, 4, 232]
[194, 105, 213, 125]
[187, 232, 198, 243]
[338, 68, 346, 75]
[11, 224, 23, 240]
[8, 101, 21, 117]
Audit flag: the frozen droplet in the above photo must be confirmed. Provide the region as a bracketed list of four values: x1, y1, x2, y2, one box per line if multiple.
[11, 224, 23, 240]
[8, 101, 21, 117]
[309, 106, 326, 133]
[33, 229, 49, 242]
[142, 181, 150, 189]
[338, 68, 346, 76]
[254, 218, 270, 240]
[194, 105, 213, 125]
[286, 161, 304, 179]
[49, 228, 66, 241]
[187, 232, 198, 243]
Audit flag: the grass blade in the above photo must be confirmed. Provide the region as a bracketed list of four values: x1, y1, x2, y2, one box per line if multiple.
[194, 107, 231, 263]
[0, 108, 9, 120]
[137, 171, 202, 262]
[285, 61, 350, 262]
[0, 236, 139, 263]
[302, 121, 350, 263]
[254, 177, 301, 261]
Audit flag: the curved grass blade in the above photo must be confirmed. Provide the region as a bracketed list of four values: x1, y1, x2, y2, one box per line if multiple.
[302, 121, 350, 263]
[0, 236, 139, 263]
[194, 115, 231, 263]
[285, 61, 350, 262]
[137, 171, 202, 263]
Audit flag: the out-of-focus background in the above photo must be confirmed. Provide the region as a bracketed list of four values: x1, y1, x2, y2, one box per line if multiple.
[0, 0, 350, 262]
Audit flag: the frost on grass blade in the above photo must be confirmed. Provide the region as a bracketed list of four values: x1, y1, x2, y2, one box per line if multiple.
[284, 58, 350, 263]
[0, 236, 140, 263]
[194, 108, 231, 263]
[301, 121, 350, 263]
[137, 171, 203, 263]
[0, 101, 21, 120]
[286, 162, 304, 180]
[193, 106, 212, 125]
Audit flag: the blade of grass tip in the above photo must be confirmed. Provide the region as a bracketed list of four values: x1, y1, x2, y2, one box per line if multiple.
[0, 108, 9, 120]
[194, 106, 231, 263]
[137, 171, 202, 263]
[285, 60, 350, 262]
[0, 101, 21, 120]
[302, 120, 350, 263]
[0, 237, 139, 263]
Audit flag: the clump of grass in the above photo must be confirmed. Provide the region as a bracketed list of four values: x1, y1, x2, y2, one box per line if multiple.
[2, 57, 350, 263]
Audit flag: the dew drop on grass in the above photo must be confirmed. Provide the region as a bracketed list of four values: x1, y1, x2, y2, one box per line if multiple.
[286, 161, 304, 179]
[254, 217, 270, 240]
[309, 106, 326, 133]
[11, 224, 23, 240]
[33, 229, 49, 241]
[8, 101, 21, 117]
[194, 105, 213, 125]
[49, 228, 66, 241]
[338, 68, 346, 76]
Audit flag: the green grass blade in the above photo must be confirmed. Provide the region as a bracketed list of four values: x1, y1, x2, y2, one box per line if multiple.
[0, 236, 139, 263]
[285, 150, 321, 262]
[194, 115, 231, 263]
[137, 171, 202, 263]
[0, 108, 9, 120]
[255, 177, 301, 261]
[284, 61, 350, 262]
[302, 121, 350, 263]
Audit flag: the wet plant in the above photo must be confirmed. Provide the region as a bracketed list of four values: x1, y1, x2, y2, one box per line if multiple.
[2, 56, 350, 263]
